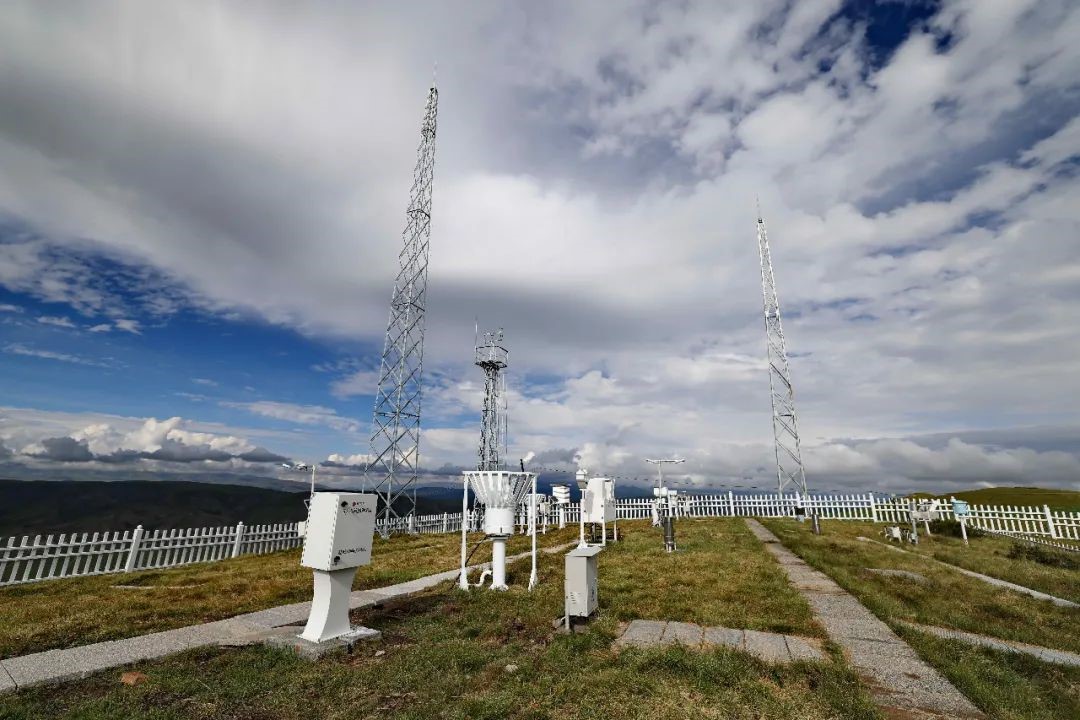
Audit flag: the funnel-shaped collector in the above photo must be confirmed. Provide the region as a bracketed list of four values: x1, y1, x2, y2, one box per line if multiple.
[466, 470, 534, 537]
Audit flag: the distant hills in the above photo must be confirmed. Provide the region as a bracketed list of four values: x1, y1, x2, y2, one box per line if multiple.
[4, 478, 1076, 539]
[911, 486, 1080, 512]
[0, 479, 483, 538]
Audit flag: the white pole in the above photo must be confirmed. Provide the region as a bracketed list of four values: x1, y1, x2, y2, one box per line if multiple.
[491, 538, 507, 590]
[529, 477, 538, 590]
[579, 493, 587, 548]
[458, 476, 469, 590]
[1044, 505, 1059, 539]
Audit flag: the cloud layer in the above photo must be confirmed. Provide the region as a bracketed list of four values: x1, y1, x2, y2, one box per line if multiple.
[1, 2, 1078, 492]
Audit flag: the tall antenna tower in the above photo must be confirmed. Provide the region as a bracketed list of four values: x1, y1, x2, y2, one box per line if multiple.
[756, 207, 808, 496]
[474, 328, 509, 471]
[367, 84, 438, 530]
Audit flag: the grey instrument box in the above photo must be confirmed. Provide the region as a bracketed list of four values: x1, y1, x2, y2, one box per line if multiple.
[565, 545, 603, 619]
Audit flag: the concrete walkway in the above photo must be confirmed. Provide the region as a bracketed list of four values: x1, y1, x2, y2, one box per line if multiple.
[746, 519, 985, 720]
[858, 536, 1078, 608]
[0, 543, 574, 694]
[614, 619, 826, 663]
[896, 620, 1080, 668]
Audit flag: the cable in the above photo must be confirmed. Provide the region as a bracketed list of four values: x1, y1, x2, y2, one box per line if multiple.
[449, 534, 493, 592]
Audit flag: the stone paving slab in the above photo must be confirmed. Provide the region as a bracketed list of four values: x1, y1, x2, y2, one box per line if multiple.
[784, 635, 824, 662]
[743, 629, 790, 663]
[0, 664, 14, 694]
[898, 621, 1080, 668]
[615, 620, 824, 663]
[702, 627, 744, 650]
[0, 542, 575, 695]
[745, 519, 985, 719]
[615, 620, 667, 648]
[662, 621, 704, 646]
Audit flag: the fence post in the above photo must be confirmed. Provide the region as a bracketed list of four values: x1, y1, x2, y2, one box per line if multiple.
[124, 525, 145, 573]
[1043, 505, 1058, 538]
[231, 522, 245, 558]
[727, 490, 735, 517]
[868, 494, 878, 523]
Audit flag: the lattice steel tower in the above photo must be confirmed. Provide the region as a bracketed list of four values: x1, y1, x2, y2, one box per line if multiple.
[474, 329, 509, 471]
[367, 84, 438, 530]
[756, 208, 808, 496]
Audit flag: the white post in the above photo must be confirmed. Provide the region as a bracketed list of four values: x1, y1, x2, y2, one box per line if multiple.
[1044, 505, 1059, 539]
[728, 490, 735, 517]
[868, 493, 878, 523]
[491, 538, 508, 590]
[558, 504, 566, 530]
[528, 478, 538, 591]
[579, 496, 587, 548]
[124, 525, 144, 573]
[231, 522, 245, 558]
[459, 476, 470, 590]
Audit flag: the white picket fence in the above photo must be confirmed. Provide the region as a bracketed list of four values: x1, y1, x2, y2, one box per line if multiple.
[3, 492, 1077, 587]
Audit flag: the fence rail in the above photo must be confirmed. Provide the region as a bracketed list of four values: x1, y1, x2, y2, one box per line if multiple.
[3, 492, 1077, 587]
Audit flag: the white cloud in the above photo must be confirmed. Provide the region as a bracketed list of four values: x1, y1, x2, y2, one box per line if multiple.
[4, 342, 110, 367]
[36, 315, 75, 328]
[326, 452, 374, 467]
[222, 400, 363, 434]
[0, 2, 1078, 491]
[0, 303, 23, 313]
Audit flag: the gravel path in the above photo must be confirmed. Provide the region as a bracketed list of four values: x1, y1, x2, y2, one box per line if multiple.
[0, 543, 574, 694]
[746, 519, 985, 720]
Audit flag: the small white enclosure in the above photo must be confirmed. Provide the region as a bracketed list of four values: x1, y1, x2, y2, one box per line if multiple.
[298, 492, 378, 644]
[301, 493, 377, 571]
[583, 477, 616, 523]
[565, 545, 602, 622]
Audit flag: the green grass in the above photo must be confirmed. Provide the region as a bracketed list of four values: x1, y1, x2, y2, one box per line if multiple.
[0, 526, 578, 658]
[910, 486, 1080, 512]
[897, 628, 1080, 720]
[761, 519, 1080, 720]
[760, 520, 1079, 653]
[0, 519, 881, 719]
[899, 522, 1079, 603]
[601, 518, 823, 636]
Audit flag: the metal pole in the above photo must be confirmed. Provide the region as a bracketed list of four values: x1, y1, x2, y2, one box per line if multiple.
[528, 476, 538, 591]
[458, 475, 469, 590]
[908, 499, 919, 545]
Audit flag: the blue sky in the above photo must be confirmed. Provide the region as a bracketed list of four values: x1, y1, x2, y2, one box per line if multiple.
[1, 1, 1078, 494]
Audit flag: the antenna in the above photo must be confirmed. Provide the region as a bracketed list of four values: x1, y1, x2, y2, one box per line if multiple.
[366, 83, 439, 533]
[756, 206, 808, 496]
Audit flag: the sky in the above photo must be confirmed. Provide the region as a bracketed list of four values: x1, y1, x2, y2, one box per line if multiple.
[0, 0, 1078, 495]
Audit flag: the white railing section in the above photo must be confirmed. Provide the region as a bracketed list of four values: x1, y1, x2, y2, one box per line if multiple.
[4, 493, 1077, 586]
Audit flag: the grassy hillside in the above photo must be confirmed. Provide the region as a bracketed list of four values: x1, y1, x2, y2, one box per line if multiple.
[911, 486, 1080, 512]
[0, 479, 309, 538]
[0, 479, 474, 538]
